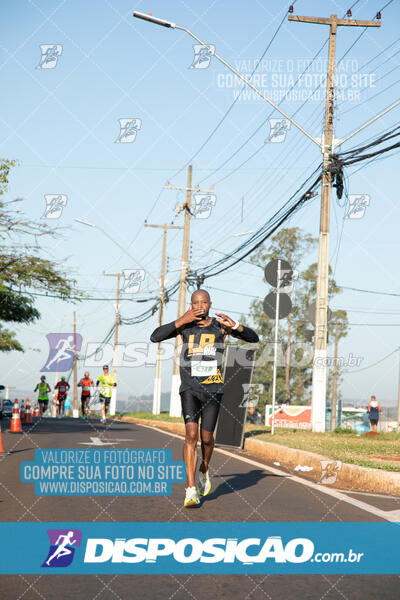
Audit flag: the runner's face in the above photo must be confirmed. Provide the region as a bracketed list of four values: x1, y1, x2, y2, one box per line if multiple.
[191, 292, 211, 318]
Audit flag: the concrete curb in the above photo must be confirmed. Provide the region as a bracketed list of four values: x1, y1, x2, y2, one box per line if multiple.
[119, 417, 400, 496]
[245, 437, 400, 496]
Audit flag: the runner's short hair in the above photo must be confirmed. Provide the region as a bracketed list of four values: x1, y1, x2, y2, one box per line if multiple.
[191, 289, 210, 302]
[103, 365, 109, 369]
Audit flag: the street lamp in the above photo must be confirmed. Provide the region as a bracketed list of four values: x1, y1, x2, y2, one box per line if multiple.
[133, 11, 319, 146]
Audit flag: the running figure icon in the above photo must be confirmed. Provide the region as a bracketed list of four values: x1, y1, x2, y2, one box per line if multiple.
[45, 531, 77, 566]
[45, 336, 74, 370]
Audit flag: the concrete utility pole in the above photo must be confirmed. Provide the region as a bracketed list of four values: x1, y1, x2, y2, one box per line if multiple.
[331, 318, 339, 431]
[289, 13, 380, 432]
[165, 166, 214, 416]
[145, 223, 184, 414]
[169, 165, 192, 417]
[72, 311, 78, 418]
[104, 272, 122, 416]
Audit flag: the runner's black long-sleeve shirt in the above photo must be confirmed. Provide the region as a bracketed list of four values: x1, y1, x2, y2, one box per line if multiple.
[150, 319, 259, 393]
[150, 320, 259, 344]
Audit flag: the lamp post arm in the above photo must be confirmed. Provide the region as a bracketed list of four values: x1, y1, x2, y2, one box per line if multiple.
[175, 24, 321, 148]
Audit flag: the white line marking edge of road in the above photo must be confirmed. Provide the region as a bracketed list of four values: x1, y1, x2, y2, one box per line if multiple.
[133, 422, 400, 523]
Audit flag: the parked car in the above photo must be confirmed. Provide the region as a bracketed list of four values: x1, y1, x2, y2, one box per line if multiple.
[0, 399, 13, 419]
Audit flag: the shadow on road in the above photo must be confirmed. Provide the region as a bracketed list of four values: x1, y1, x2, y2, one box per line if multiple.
[3, 447, 35, 455]
[204, 469, 285, 502]
[11, 418, 134, 435]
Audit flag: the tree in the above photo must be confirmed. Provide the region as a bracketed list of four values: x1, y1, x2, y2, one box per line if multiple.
[0, 159, 82, 351]
[248, 228, 348, 414]
[330, 310, 349, 430]
[250, 227, 316, 395]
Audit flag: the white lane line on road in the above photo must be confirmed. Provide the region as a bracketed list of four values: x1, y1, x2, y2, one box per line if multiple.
[341, 489, 400, 500]
[79, 437, 134, 446]
[133, 422, 400, 523]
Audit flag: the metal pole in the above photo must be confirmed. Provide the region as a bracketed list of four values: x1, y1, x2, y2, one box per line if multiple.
[104, 273, 122, 416]
[331, 318, 339, 431]
[72, 311, 78, 418]
[111, 274, 120, 416]
[271, 260, 281, 436]
[145, 223, 184, 415]
[170, 165, 192, 417]
[334, 99, 400, 149]
[154, 227, 167, 415]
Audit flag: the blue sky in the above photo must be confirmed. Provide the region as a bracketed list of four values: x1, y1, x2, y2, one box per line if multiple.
[1, 0, 400, 406]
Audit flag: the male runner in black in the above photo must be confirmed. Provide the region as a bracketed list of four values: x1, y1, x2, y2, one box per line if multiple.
[150, 289, 259, 507]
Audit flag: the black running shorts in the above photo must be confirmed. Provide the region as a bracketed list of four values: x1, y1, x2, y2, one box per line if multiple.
[180, 389, 222, 432]
[99, 394, 111, 406]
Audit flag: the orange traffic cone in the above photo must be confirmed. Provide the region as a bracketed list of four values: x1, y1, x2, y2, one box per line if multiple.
[20, 399, 25, 423]
[24, 398, 32, 424]
[34, 405, 40, 418]
[0, 423, 5, 453]
[9, 399, 22, 433]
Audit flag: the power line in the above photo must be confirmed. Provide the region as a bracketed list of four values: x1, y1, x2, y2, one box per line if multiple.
[340, 285, 400, 297]
[343, 347, 399, 373]
[168, 3, 295, 182]
[196, 1, 372, 189]
[193, 166, 321, 281]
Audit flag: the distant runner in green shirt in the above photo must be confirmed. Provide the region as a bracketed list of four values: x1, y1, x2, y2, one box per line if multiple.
[34, 375, 51, 416]
[96, 365, 116, 424]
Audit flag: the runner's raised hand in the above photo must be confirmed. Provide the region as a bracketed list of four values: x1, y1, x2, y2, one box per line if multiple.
[175, 305, 204, 328]
[215, 312, 237, 333]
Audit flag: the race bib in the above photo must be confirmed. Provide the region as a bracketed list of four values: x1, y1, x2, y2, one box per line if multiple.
[191, 360, 218, 377]
[100, 385, 110, 396]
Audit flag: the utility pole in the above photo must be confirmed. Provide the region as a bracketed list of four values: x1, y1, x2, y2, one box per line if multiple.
[331, 318, 339, 431]
[72, 311, 78, 418]
[104, 272, 122, 416]
[145, 223, 184, 414]
[289, 13, 380, 432]
[165, 166, 214, 417]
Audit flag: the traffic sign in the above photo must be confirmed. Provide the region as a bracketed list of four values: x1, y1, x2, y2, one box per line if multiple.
[305, 302, 332, 327]
[264, 258, 293, 288]
[263, 292, 292, 319]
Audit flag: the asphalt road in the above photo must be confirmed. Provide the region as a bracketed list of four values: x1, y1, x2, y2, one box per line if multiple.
[0, 416, 399, 599]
